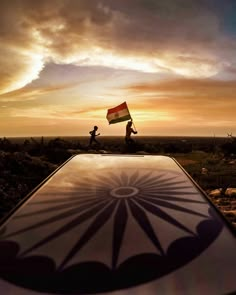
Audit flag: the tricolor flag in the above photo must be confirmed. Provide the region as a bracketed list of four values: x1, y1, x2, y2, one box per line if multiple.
[106, 102, 131, 124]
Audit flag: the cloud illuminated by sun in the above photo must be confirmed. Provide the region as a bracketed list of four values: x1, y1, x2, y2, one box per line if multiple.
[50, 46, 221, 79]
[0, 43, 222, 96]
[70, 47, 162, 73]
[155, 54, 221, 78]
[1, 0, 236, 98]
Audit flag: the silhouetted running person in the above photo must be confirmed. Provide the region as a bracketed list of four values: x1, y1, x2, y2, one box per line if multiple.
[125, 121, 137, 144]
[89, 126, 100, 146]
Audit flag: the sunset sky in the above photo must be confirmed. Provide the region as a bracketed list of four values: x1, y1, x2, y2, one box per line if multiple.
[1, 0, 236, 137]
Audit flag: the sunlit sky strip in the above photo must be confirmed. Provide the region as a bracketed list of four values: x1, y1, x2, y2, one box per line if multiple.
[0, 0, 236, 137]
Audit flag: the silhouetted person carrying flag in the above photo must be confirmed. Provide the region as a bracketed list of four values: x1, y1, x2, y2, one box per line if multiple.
[125, 121, 137, 144]
[89, 126, 100, 146]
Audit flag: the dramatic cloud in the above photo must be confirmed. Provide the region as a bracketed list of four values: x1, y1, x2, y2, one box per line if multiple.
[1, 0, 236, 95]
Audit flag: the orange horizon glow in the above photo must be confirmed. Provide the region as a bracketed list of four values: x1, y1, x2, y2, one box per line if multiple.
[0, 1, 236, 137]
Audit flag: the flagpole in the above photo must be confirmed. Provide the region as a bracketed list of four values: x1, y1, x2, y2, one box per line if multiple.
[131, 118, 137, 132]
[125, 101, 137, 132]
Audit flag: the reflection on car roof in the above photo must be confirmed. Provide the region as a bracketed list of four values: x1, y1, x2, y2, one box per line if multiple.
[0, 154, 235, 294]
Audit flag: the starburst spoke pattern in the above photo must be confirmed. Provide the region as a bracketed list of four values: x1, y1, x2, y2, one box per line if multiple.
[133, 197, 195, 235]
[3, 169, 210, 254]
[21, 200, 114, 257]
[129, 199, 165, 255]
[139, 196, 207, 217]
[15, 197, 108, 218]
[0, 163, 223, 294]
[142, 194, 205, 203]
[59, 201, 117, 269]
[112, 200, 128, 269]
[5, 199, 108, 239]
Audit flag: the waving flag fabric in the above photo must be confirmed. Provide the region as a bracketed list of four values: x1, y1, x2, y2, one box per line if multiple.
[106, 102, 131, 124]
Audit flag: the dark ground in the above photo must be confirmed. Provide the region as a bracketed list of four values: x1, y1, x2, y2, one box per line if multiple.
[0, 135, 236, 230]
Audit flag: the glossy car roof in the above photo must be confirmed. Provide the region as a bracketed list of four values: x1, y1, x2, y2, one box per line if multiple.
[0, 154, 235, 294]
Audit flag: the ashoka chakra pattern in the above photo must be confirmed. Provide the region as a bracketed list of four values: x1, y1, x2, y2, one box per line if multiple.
[0, 169, 223, 294]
